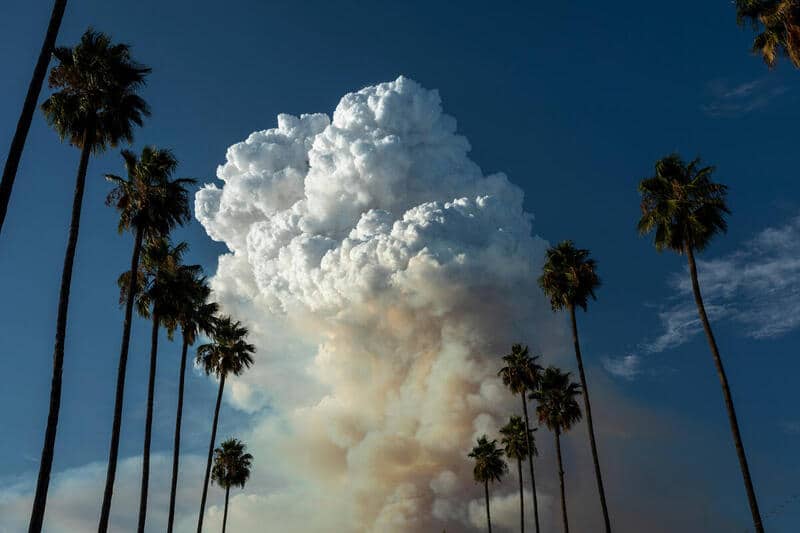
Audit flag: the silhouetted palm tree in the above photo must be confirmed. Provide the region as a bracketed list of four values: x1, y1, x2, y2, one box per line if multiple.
[500, 415, 535, 533]
[211, 438, 253, 533]
[196, 316, 255, 533]
[531, 367, 582, 533]
[638, 154, 764, 533]
[28, 29, 150, 533]
[737, 0, 800, 67]
[469, 435, 507, 533]
[99, 147, 194, 532]
[538, 241, 611, 532]
[119, 239, 200, 532]
[498, 343, 542, 533]
[167, 271, 218, 533]
[0, 0, 68, 238]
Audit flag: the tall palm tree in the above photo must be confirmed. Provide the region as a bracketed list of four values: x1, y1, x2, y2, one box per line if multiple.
[498, 344, 542, 533]
[119, 239, 199, 532]
[196, 316, 255, 533]
[500, 416, 535, 533]
[211, 438, 253, 533]
[638, 154, 764, 533]
[736, 0, 800, 68]
[167, 272, 218, 533]
[468, 435, 507, 533]
[531, 367, 582, 533]
[99, 147, 195, 532]
[538, 241, 611, 532]
[0, 0, 68, 238]
[28, 29, 150, 533]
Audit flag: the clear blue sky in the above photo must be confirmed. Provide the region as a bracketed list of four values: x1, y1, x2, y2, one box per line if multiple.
[1, 0, 798, 531]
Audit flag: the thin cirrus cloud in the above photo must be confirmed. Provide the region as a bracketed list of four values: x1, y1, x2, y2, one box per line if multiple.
[605, 214, 800, 380]
[702, 78, 788, 118]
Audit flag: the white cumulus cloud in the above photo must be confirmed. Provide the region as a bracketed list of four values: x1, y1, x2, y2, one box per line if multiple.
[195, 76, 566, 532]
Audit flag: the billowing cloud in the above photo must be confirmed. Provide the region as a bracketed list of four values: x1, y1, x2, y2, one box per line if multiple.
[195, 76, 568, 531]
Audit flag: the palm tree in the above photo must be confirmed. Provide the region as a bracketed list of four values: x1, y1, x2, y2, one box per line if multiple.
[99, 147, 195, 532]
[167, 272, 218, 533]
[196, 316, 255, 533]
[736, 0, 800, 68]
[469, 435, 507, 533]
[119, 239, 200, 532]
[500, 416, 535, 533]
[538, 240, 612, 532]
[0, 0, 68, 238]
[28, 29, 150, 533]
[531, 367, 582, 533]
[638, 154, 764, 533]
[211, 438, 253, 533]
[498, 344, 542, 533]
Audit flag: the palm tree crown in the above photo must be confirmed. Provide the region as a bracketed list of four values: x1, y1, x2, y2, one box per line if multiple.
[212, 439, 253, 490]
[538, 241, 600, 312]
[118, 239, 200, 325]
[175, 271, 218, 346]
[531, 367, 582, 434]
[498, 344, 541, 394]
[637, 154, 730, 254]
[737, 0, 800, 67]
[469, 436, 508, 484]
[41, 28, 150, 151]
[500, 416, 535, 461]
[106, 146, 196, 239]
[197, 316, 256, 379]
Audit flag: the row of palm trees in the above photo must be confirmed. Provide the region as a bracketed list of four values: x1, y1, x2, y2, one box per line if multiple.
[473, 354, 583, 533]
[471, 153, 766, 533]
[0, 28, 257, 532]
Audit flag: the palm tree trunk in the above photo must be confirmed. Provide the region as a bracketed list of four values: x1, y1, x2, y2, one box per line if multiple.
[167, 335, 190, 533]
[484, 479, 492, 533]
[0, 0, 68, 238]
[98, 224, 145, 533]
[221, 486, 230, 533]
[517, 457, 524, 533]
[568, 304, 611, 533]
[28, 129, 91, 533]
[137, 313, 160, 533]
[685, 245, 764, 533]
[521, 394, 540, 533]
[555, 430, 569, 533]
[198, 374, 226, 533]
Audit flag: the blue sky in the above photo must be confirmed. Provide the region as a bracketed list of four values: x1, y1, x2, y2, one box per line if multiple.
[1, 1, 799, 531]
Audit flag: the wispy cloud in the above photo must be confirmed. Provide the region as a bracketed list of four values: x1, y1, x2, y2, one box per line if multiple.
[602, 354, 642, 380]
[780, 420, 800, 435]
[606, 214, 800, 379]
[702, 78, 787, 118]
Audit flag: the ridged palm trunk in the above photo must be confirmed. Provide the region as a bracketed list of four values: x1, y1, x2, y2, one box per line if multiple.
[516, 456, 524, 533]
[686, 245, 764, 533]
[137, 311, 160, 532]
[484, 480, 492, 533]
[28, 129, 92, 533]
[98, 225, 145, 533]
[554, 430, 568, 533]
[167, 335, 190, 533]
[520, 394, 540, 533]
[221, 486, 230, 533]
[0, 0, 68, 237]
[567, 304, 611, 532]
[198, 374, 226, 533]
